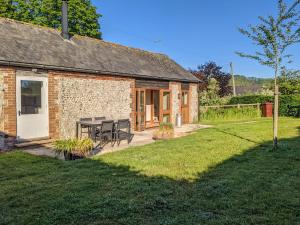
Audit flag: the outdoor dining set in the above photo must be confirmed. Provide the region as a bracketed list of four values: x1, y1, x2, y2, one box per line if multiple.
[76, 117, 133, 147]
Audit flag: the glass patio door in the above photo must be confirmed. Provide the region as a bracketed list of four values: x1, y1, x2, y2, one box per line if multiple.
[136, 89, 146, 131]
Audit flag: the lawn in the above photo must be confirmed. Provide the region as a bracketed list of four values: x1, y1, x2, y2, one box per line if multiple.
[0, 118, 299, 225]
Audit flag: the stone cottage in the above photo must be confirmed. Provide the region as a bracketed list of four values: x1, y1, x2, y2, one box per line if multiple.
[0, 17, 199, 150]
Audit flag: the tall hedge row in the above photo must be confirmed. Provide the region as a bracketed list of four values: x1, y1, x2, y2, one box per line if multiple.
[228, 95, 300, 116]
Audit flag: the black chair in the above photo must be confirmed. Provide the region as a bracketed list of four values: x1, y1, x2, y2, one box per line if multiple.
[94, 117, 106, 134]
[94, 116, 106, 121]
[96, 120, 115, 146]
[80, 117, 92, 138]
[115, 119, 133, 146]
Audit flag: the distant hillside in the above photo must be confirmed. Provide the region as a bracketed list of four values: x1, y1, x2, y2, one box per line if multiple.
[229, 75, 273, 95]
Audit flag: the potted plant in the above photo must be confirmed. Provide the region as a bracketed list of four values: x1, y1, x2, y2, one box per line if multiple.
[54, 138, 94, 160]
[152, 122, 174, 140]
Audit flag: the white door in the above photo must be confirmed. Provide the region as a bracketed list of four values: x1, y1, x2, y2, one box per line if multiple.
[16, 76, 49, 141]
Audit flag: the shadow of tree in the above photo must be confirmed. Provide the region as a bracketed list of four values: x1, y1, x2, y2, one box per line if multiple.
[0, 136, 299, 225]
[213, 127, 262, 144]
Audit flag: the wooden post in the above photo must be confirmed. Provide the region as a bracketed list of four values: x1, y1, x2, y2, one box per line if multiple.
[230, 62, 236, 97]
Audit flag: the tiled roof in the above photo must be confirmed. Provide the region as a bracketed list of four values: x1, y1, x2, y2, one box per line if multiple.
[0, 18, 198, 82]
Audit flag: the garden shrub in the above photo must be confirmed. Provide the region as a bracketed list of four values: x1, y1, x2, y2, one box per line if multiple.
[153, 123, 174, 140]
[228, 94, 300, 116]
[54, 138, 94, 156]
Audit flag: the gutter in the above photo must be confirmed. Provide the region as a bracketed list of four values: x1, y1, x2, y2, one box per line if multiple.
[0, 60, 200, 83]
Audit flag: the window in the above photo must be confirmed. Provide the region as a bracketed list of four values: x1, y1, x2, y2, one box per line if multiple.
[21, 80, 42, 114]
[163, 92, 170, 111]
[182, 92, 188, 106]
[163, 114, 170, 123]
[161, 90, 171, 124]
[136, 89, 146, 131]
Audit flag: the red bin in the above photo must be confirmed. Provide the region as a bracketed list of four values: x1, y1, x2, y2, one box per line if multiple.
[262, 102, 273, 117]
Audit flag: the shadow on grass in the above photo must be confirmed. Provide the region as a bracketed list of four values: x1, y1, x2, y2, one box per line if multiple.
[0, 137, 300, 225]
[213, 128, 261, 144]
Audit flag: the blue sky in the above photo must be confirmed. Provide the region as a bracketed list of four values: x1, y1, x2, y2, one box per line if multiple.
[92, 0, 300, 78]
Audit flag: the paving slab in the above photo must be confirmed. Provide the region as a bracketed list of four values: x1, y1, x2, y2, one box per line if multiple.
[21, 123, 212, 159]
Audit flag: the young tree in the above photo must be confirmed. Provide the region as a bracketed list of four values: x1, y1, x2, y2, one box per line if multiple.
[236, 0, 300, 150]
[0, 0, 102, 39]
[190, 61, 232, 97]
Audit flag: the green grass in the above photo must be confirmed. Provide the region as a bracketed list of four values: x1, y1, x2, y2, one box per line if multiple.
[1, 118, 300, 225]
[199, 106, 261, 122]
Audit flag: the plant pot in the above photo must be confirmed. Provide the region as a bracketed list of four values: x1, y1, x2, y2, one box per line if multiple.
[63, 151, 84, 161]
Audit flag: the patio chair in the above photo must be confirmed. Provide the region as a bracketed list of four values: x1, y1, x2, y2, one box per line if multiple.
[80, 117, 92, 138]
[96, 120, 115, 146]
[115, 119, 133, 146]
[94, 117, 106, 134]
[94, 116, 106, 121]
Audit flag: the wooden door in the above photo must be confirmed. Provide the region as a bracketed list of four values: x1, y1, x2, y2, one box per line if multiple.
[181, 91, 189, 124]
[135, 89, 146, 131]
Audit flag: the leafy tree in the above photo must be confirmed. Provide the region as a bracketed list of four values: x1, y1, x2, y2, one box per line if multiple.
[0, 0, 102, 39]
[258, 85, 274, 96]
[279, 69, 300, 94]
[236, 0, 300, 150]
[190, 61, 232, 97]
[199, 78, 223, 106]
[206, 78, 220, 100]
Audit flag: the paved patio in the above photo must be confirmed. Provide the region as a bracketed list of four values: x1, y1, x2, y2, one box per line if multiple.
[22, 124, 212, 159]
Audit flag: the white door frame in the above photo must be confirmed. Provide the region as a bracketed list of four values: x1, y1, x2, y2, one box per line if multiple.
[16, 75, 49, 141]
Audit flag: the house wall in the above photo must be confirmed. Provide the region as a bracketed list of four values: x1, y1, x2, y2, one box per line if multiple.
[0, 69, 4, 150]
[0, 65, 198, 150]
[0, 70, 4, 132]
[189, 83, 199, 123]
[49, 71, 134, 139]
[0, 67, 16, 150]
[170, 82, 181, 125]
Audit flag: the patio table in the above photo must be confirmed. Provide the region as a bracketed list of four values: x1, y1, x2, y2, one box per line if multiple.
[76, 120, 105, 142]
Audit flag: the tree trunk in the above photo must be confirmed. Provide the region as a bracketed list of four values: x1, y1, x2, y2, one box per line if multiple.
[273, 84, 279, 150]
[273, 55, 279, 150]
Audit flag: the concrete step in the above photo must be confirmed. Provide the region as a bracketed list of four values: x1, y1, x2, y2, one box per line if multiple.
[15, 139, 54, 148]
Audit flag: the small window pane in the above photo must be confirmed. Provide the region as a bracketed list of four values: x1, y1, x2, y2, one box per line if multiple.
[163, 114, 170, 123]
[21, 80, 42, 114]
[163, 92, 170, 111]
[153, 91, 159, 119]
[182, 92, 188, 105]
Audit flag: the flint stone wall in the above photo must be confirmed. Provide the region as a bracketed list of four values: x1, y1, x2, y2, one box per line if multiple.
[0, 70, 4, 132]
[58, 76, 132, 138]
[189, 84, 198, 123]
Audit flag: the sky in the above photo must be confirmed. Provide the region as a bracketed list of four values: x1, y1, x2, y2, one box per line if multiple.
[92, 0, 300, 78]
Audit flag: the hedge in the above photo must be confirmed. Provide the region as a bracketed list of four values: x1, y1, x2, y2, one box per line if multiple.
[228, 95, 300, 117]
